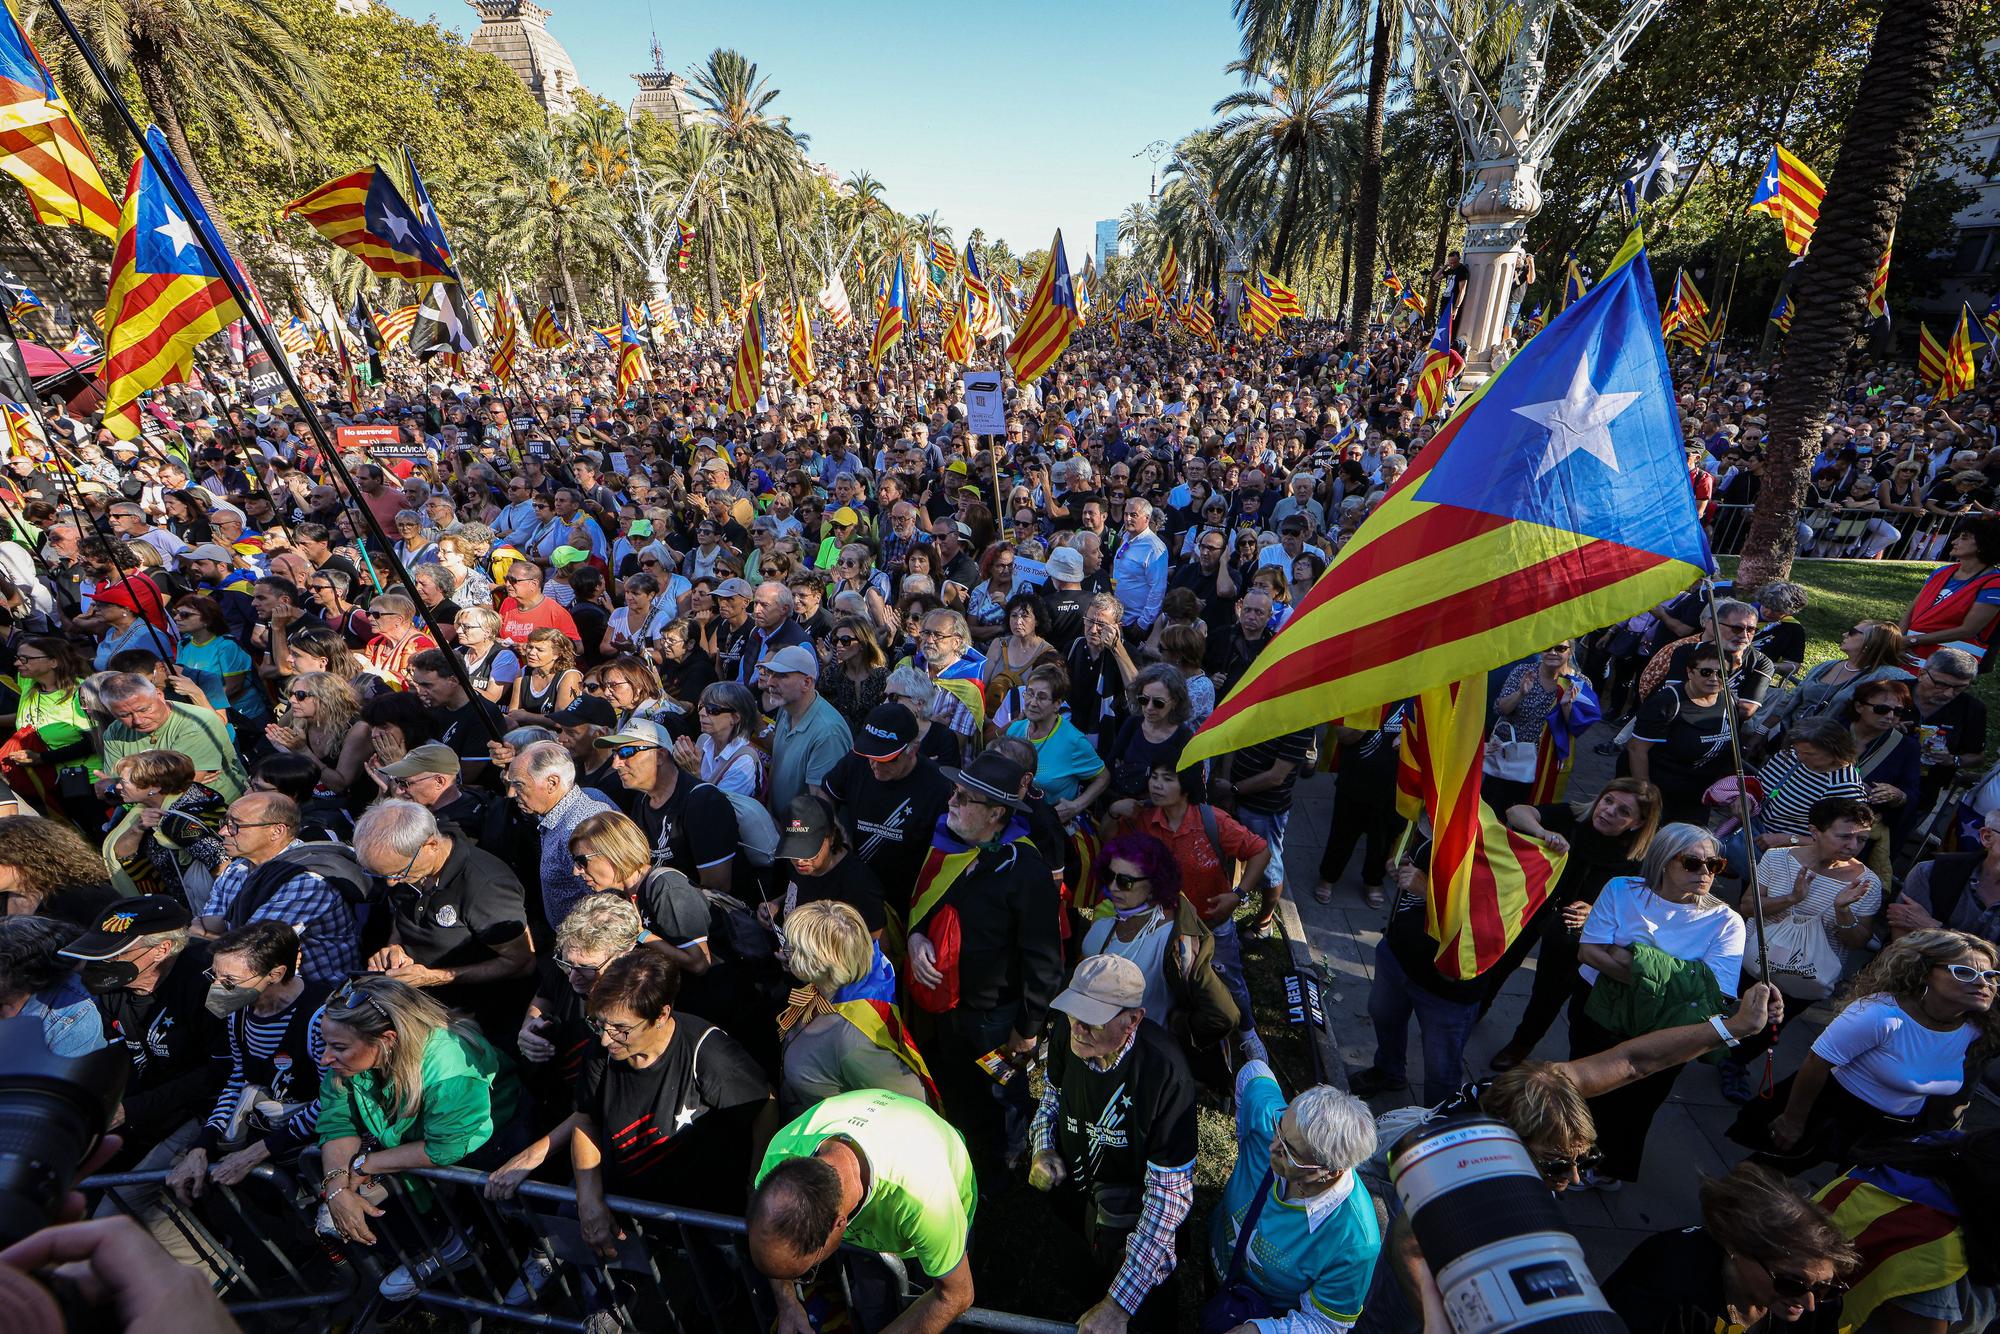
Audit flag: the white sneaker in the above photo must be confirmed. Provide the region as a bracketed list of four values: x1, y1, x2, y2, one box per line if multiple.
[378, 1232, 474, 1301]
[503, 1251, 556, 1307]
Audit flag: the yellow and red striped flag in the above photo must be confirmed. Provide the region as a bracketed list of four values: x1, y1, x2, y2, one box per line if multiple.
[1746, 144, 1826, 255]
[280, 166, 456, 287]
[869, 255, 906, 367]
[691, 300, 707, 327]
[1259, 270, 1304, 318]
[0, 6, 118, 239]
[1242, 277, 1282, 338]
[929, 236, 958, 276]
[1394, 683, 1570, 979]
[489, 278, 520, 382]
[101, 128, 247, 440]
[941, 287, 972, 364]
[1814, 1165, 1967, 1332]
[965, 243, 999, 337]
[616, 312, 648, 395]
[675, 220, 694, 271]
[529, 305, 569, 349]
[787, 299, 815, 386]
[816, 271, 853, 328]
[1158, 239, 1179, 296]
[1917, 321, 1947, 388]
[1005, 230, 1080, 384]
[1867, 233, 1892, 321]
[373, 303, 419, 350]
[1769, 293, 1794, 335]
[728, 297, 764, 414]
[1942, 306, 1978, 399]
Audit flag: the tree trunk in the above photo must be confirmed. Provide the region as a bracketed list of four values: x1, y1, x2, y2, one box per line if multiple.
[556, 233, 582, 324]
[703, 228, 723, 318]
[1346, 0, 1394, 337]
[768, 180, 800, 304]
[1426, 142, 1461, 320]
[1738, 0, 1970, 592]
[1336, 198, 1354, 325]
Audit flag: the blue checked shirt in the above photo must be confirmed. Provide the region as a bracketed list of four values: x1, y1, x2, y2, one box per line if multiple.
[203, 843, 360, 983]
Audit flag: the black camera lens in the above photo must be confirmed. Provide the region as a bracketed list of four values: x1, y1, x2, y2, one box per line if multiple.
[1390, 1117, 1624, 1334]
[0, 1017, 129, 1246]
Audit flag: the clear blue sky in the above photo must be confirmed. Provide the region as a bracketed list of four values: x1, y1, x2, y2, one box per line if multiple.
[376, 0, 1248, 259]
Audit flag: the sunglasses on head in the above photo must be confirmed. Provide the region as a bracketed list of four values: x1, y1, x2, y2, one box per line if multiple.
[1677, 854, 1726, 875]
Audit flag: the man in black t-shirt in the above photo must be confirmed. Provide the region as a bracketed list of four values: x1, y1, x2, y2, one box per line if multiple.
[408, 650, 509, 785]
[772, 793, 887, 933]
[602, 721, 747, 896]
[1042, 547, 1092, 651]
[1028, 955, 1197, 1330]
[818, 704, 952, 918]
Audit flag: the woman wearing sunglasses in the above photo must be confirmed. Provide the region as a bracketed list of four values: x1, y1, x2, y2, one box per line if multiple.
[1735, 929, 1998, 1175]
[1625, 645, 1735, 826]
[1605, 1160, 1856, 1334]
[1572, 822, 1746, 1189]
[1842, 680, 1923, 854]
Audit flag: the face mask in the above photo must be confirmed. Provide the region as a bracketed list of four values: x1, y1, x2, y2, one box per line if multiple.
[205, 981, 263, 1017]
[79, 959, 141, 994]
[1112, 901, 1154, 920]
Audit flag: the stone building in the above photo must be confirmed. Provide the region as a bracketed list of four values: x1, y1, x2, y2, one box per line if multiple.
[465, 0, 581, 117]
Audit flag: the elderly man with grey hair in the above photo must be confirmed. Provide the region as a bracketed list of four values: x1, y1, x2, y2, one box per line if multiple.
[353, 797, 534, 1045]
[505, 739, 616, 931]
[1911, 644, 1987, 802]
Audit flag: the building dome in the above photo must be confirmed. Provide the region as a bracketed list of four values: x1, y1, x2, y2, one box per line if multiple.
[466, 0, 580, 117]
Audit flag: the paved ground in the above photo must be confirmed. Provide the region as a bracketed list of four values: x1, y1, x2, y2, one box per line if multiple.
[1275, 725, 1855, 1277]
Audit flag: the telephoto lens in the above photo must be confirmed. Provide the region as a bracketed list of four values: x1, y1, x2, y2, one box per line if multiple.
[0, 1017, 130, 1246]
[1389, 1117, 1624, 1334]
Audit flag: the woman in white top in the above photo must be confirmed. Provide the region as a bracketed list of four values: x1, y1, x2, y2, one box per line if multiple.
[1573, 822, 1747, 1187]
[1734, 928, 1997, 1174]
[673, 680, 763, 797]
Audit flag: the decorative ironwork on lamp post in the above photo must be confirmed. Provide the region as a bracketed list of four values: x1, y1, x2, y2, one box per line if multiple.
[1135, 140, 1282, 329]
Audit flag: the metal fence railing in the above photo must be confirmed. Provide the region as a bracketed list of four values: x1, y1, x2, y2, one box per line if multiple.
[1704, 502, 1965, 561]
[84, 1160, 1077, 1333]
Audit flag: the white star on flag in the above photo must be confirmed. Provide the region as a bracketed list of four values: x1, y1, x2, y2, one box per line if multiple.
[154, 211, 196, 257]
[1514, 356, 1642, 481]
[378, 211, 413, 245]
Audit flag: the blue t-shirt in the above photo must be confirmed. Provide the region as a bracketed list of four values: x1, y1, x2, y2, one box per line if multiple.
[178, 634, 268, 718]
[1005, 717, 1105, 805]
[1211, 1060, 1381, 1329]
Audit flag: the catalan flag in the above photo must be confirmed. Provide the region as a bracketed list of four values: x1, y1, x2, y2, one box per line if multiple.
[1185, 287, 1216, 340]
[676, 219, 694, 271]
[965, 243, 999, 337]
[941, 286, 972, 364]
[1814, 1157, 1967, 1332]
[1158, 239, 1179, 296]
[1664, 270, 1715, 349]
[617, 312, 648, 396]
[1259, 270, 1304, 318]
[101, 127, 248, 441]
[280, 165, 456, 286]
[1412, 317, 1456, 418]
[817, 271, 854, 328]
[1560, 251, 1587, 311]
[489, 278, 520, 383]
[1769, 292, 1794, 334]
[58, 325, 96, 356]
[1401, 290, 1427, 316]
[728, 297, 764, 414]
[1242, 275, 1282, 338]
[1393, 683, 1572, 978]
[1942, 305, 1979, 398]
[276, 315, 313, 359]
[1917, 322, 1947, 388]
[1381, 264, 1404, 298]
[691, 301, 706, 327]
[402, 148, 457, 270]
[787, 299, 815, 385]
[869, 254, 906, 366]
[1746, 143, 1826, 256]
[530, 305, 570, 349]
[1006, 230, 1080, 384]
[647, 296, 670, 328]
[929, 235, 958, 277]
[1867, 234, 1892, 322]
[1184, 225, 1711, 768]
[5, 283, 38, 318]
[372, 303, 419, 350]
[0, 4, 117, 238]
[590, 322, 620, 348]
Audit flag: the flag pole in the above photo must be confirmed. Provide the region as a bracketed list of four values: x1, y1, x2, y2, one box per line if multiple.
[44, 0, 501, 746]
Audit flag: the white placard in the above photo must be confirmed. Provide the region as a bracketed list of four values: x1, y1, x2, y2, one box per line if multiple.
[1012, 556, 1048, 586]
[964, 370, 1005, 435]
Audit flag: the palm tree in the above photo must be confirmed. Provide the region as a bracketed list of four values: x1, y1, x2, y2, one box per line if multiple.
[687, 49, 810, 301]
[567, 102, 633, 190]
[480, 127, 624, 320]
[47, 0, 328, 227]
[1738, 0, 1974, 590]
[1213, 33, 1364, 275]
[641, 121, 742, 318]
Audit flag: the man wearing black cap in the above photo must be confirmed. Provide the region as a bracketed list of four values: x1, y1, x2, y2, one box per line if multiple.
[904, 749, 1061, 1184]
[770, 793, 886, 935]
[549, 692, 626, 802]
[408, 649, 508, 783]
[818, 703, 954, 920]
[62, 895, 228, 1259]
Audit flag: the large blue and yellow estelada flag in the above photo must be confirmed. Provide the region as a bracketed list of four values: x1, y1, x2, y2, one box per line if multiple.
[1186, 226, 1712, 767]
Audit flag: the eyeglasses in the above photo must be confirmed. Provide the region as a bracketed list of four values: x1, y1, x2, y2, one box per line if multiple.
[1844, 625, 1869, 636]
[1676, 854, 1726, 876]
[1690, 666, 1725, 679]
[1861, 701, 1915, 718]
[1756, 1261, 1849, 1304]
[1140, 694, 1171, 710]
[1109, 871, 1150, 890]
[220, 817, 285, 834]
[1534, 1148, 1602, 1178]
[586, 1015, 642, 1041]
[583, 682, 611, 694]
[569, 852, 599, 873]
[553, 954, 600, 978]
[610, 743, 660, 760]
[832, 635, 859, 647]
[1270, 1134, 1327, 1173]
[330, 980, 391, 1023]
[1924, 672, 1973, 693]
[1718, 620, 1756, 634]
[287, 689, 314, 701]
[1941, 962, 2000, 986]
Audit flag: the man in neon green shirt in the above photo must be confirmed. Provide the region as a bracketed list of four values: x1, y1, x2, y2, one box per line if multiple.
[749, 1088, 977, 1334]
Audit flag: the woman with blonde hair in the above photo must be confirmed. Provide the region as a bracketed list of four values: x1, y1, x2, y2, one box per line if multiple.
[452, 605, 519, 703]
[435, 532, 494, 608]
[506, 626, 582, 727]
[777, 898, 934, 1114]
[106, 748, 228, 908]
[568, 811, 716, 984]
[315, 975, 528, 1300]
[0, 815, 117, 925]
[1735, 928, 1997, 1174]
[265, 670, 371, 798]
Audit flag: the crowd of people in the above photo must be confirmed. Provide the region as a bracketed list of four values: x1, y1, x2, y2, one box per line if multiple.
[0, 293, 1992, 1334]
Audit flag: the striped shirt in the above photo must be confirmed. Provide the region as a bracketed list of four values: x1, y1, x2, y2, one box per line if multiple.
[199, 986, 327, 1158]
[1752, 749, 1868, 836]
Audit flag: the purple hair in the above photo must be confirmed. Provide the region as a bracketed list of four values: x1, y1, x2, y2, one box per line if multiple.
[1092, 832, 1180, 910]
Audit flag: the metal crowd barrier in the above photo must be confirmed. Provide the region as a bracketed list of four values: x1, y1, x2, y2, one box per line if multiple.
[1703, 502, 1964, 560]
[84, 1161, 1077, 1332]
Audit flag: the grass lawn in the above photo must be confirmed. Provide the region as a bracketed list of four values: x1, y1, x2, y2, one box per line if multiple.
[1722, 555, 2000, 716]
[969, 918, 1320, 1330]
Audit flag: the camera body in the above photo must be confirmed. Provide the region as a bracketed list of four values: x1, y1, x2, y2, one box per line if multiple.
[1389, 1117, 1623, 1334]
[0, 1017, 129, 1246]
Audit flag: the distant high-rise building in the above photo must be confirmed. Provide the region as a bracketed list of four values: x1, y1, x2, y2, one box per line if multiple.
[466, 0, 580, 117]
[1095, 219, 1121, 273]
